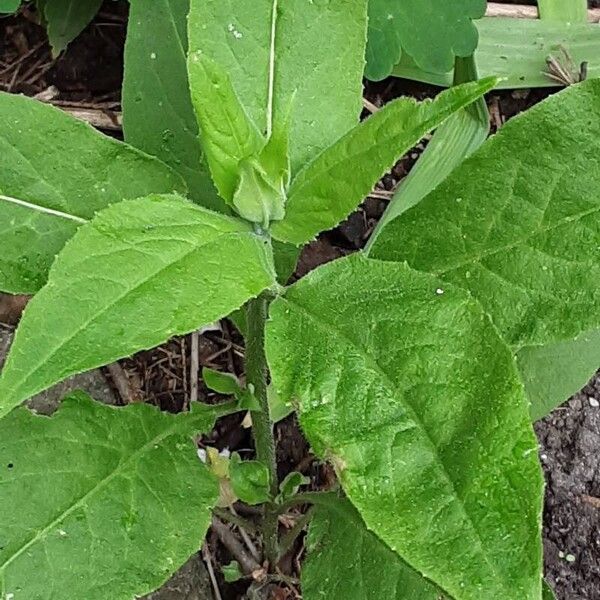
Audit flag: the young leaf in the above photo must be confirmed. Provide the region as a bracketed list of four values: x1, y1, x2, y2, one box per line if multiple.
[277, 472, 309, 502]
[229, 454, 271, 506]
[270, 78, 497, 246]
[0, 194, 276, 418]
[367, 55, 490, 245]
[366, 0, 486, 80]
[0, 92, 185, 294]
[303, 495, 442, 600]
[43, 0, 103, 55]
[0, 392, 220, 599]
[266, 254, 543, 600]
[187, 0, 366, 176]
[123, 0, 222, 211]
[187, 53, 266, 205]
[202, 367, 242, 396]
[370, 80, 600, 413]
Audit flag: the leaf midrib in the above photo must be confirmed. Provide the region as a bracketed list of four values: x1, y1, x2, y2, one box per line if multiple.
[280, 293, 513, 595]
[7, 228, 263, 404]
[0, 415, 186, 574]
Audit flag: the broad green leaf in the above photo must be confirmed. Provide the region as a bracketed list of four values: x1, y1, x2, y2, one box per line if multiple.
[367, 56, 490, 248]
[0, 194, 276, 417]
[0, 392, 219, 599]
[266, 254, 543, 600]
[370, 80, 600, 350]
[303, 494, 442, 600]
[366, 0, 486, 81]
[0, 92, 185, 294]
[271, 78, 497, 246]
[187, 54, 265, 205]
[187, 0, 366, 176]
[0, 0, 20, 13]
[43, 0, 103, 55]
[517, 329, 600, 421]
[123, 0, 222, 211]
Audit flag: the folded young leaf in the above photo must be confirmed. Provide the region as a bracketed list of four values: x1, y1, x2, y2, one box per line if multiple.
[187, 54, 266, 204]
[0, 194, 276, 417]
[366, 0, 486, 80]
[0, 92, 185, 294]
[43, 0, 103, 55]
[123, 0, 222, 211]
[270, 78, 497, 246]
[266, 254, 543, 600]
[370, 80, 600, 414]
[187, 0, 366, 177]
[0, 392, 220, 599]
[303, 494, 442, 600]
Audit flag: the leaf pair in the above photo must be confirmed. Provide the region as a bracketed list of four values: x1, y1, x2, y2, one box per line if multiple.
[370, 78, 600, 421]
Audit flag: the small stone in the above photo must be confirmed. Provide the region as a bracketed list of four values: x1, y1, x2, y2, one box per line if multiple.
[435, 288, 444, 295]
[565, 553, 576, 563]
[588, 397, 599, 408]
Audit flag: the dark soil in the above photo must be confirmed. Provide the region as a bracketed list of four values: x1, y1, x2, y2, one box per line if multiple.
[1, 2, 599, 599]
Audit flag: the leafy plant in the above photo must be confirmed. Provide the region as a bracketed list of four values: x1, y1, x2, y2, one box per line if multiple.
[366, 0, 486, 80]
[0, 1, 596, 599]
[0, 0, 109, 55]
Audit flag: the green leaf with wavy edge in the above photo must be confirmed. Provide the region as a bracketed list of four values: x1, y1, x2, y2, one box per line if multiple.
[0, 194, 276, 417]
[123, 0, 222, 211]
[0, 392, 221, 600]
[303, 494, 443, 600]
[0, 92, 185, 295]
[0, 0, 20, 13]
[271, 78, 497, 246]
[370, 80, 600, 418]
[366, 0, 486, 81]
[266, 254, 543, 600]
[187, 0, 366, 179]
[43, 0, 103, 55]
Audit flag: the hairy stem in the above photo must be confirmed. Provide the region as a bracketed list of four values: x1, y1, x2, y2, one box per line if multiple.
[245, 292, 279, 567]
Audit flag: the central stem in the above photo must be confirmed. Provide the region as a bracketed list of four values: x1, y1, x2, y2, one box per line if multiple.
[245, 291, 279, 567]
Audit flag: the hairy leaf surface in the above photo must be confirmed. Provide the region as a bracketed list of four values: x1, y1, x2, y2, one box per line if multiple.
[266, 254, 543, 600]
[303, 494, 442, 600]
[370, 80, 600, 414]
[187, 0, 366, 177]
[0, 195, 276, 416]
[43, 0, 103, 55]
[123, 0, 222, 210]
[366, 0, 485, 80]
[271, 79, 496, 246]
[0, 393, 219, 599]
[0, 93, 184, 294]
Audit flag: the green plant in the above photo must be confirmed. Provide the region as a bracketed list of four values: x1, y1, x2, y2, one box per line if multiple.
[368, 0, 600, 88]
[1, 0, 110, 55]
[0, 2, 598, 599]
